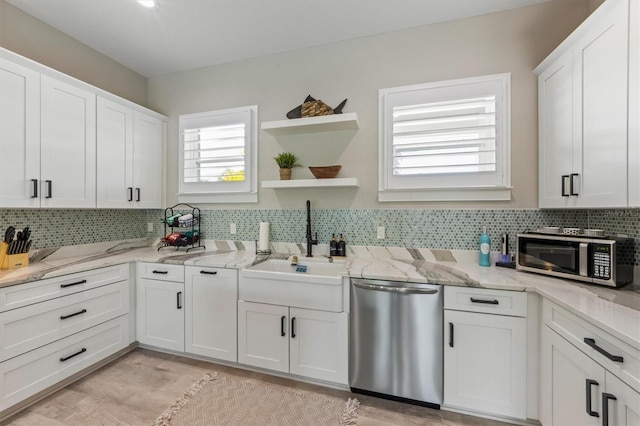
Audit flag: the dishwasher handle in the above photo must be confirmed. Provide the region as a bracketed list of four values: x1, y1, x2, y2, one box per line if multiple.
[353, 281, 438, 294]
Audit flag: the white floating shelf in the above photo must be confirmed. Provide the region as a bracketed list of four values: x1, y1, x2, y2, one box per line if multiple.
[261, 178, 360, 189]
[261, 113, 359, 136]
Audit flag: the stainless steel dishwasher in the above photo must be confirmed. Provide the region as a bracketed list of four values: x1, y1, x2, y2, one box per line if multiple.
[349, 278, 443, 408]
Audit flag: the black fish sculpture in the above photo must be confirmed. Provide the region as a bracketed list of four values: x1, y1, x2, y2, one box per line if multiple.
[286, 95, 348, 119]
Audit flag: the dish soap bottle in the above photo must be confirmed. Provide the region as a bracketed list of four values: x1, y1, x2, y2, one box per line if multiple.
[479, 226, 491, 267]
[337, 234, 346, 257]
[330, 234, 338, 257]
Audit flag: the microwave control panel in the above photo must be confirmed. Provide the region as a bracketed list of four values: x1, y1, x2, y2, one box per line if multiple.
[592, 244, 611, 280]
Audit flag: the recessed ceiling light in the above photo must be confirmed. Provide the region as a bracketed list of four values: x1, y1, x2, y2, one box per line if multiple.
[137, 0, 156, 8]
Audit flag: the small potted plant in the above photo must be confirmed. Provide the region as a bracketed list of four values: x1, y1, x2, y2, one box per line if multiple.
[273, 152, 301, 180]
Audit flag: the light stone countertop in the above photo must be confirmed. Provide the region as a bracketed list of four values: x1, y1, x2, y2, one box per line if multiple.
[1, 238, 638, 350]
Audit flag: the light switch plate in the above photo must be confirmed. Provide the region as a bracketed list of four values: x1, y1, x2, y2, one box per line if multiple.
[147, 222, 153, 232]
[377, 226, 385, 239]
[230, 223, 237, 234]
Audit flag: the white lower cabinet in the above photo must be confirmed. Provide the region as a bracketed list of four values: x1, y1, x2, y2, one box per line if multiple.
[238, 301, 348, 384]
[185, 266, 237, 362]
[136, 278, 184, 352]
[540, 299, 640, 426]
[443, 287, 527, 420]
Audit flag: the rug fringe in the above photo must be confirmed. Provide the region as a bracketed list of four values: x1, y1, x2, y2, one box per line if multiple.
[150, 371, 219, 426]
[339, 398, 360, 426]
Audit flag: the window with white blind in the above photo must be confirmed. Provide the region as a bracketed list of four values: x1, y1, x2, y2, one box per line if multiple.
[379, 74, 511, 202]
[178, 106, 258, 203]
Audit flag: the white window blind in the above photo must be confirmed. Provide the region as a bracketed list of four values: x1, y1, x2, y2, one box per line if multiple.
[179, 106, 258, 203]
[379, 74, 511, 201]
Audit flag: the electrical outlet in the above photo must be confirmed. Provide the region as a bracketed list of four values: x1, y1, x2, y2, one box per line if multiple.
[147, 222, 153, 232]
[377, 226, 385, 239]
[230, 223, 237, 234]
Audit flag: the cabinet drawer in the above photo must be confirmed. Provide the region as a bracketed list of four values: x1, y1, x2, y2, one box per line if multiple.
[137, 262, 184, 282]
[543, 299, 640, 392]
[0, 315, 129, 412]
[444, 286, 527, 317]
[0, 264, 129, 313]
[0, 280, 129, 362]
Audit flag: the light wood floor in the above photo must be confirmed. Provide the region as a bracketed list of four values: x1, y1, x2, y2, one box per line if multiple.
[2, 348, 515, 426]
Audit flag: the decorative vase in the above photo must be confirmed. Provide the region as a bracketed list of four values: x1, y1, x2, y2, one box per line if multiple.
[279, 168, 292, 180]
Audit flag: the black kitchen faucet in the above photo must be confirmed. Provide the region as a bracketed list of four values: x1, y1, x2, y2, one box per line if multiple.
[305, 199, 318, 257]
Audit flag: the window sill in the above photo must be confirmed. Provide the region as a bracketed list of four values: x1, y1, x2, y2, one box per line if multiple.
[378, 187, 512, 202]
[178, 192, 258, 204]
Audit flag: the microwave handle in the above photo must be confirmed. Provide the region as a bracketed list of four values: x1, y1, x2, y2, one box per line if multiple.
[579, 243, 589, 277]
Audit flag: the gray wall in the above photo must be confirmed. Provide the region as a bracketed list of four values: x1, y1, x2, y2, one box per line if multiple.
[0, 0, 148, 106]
[148, 0, 593, 210]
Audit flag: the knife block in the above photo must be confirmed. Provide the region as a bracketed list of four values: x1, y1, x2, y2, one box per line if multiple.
[0, 242, 29, 269]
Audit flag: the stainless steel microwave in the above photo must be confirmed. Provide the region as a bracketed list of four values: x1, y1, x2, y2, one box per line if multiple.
[516, 233, 634, 287]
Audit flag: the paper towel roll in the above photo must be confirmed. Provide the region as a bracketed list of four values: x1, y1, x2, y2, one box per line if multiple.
[258, 222, 270, 251]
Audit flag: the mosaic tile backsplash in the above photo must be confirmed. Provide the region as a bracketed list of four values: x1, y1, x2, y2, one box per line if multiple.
[1, 208, 639, 265]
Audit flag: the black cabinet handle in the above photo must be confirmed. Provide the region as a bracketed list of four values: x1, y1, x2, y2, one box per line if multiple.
[60, 347, 86, 362]
[602, 393, 617, 426]
[31, 179, 38, 198]
[176, 292, 182, 309]
[45, 180, 52, 198]
[60, 309, 87, 320]
[584, 338, 624, 362]
[152, 270, 168, 275]
[449, 322, 454, 347]
[60, 279, 87, 289]
[127, 187, 133, 202]
[200, 270, 218, 275]
[570, 173, 579, 196]
[470, 297, 499, 305]
[585, 379, 599, 417]
[561, 175, 570, 197]
[281, 315, 286, 337]
[136, 188, 141, 202]
[291, 317, 296, 338]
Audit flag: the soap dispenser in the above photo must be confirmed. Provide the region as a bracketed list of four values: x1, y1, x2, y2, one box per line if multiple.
[337, 234, 346, 257]
[479, 226, 491, 267]
[330, 234, 338, 257]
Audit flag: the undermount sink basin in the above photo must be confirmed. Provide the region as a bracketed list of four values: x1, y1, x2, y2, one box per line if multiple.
[244, 258, 346, 285]
[240, 258, 347, 312]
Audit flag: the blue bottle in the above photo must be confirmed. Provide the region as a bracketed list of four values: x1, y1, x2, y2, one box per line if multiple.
[479, 226, 491, 267]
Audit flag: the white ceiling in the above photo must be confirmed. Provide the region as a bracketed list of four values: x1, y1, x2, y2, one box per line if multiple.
[7, 0, 550, 78]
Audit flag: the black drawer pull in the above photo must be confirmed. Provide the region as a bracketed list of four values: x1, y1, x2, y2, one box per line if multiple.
[602, 393, 617, 426]
[200, 270, 218, 275]
[585, 379, 599, 417]
[584, 338, 624, 362]
[60, 347, 86, 362]
[177, 292, 182, 309]
[60, 279, 87, 289]
[449, 322, 454, 347]
[291, 317, 296, 338]
[127, 187, 133, 201]
[136, 188, 141, 202]
[60, 309, 87, 320]
[281, 315, 286, 337]
[561, 175, 570, 197]
[45, 180, 52, 198]
[470, 297, 499, 305]
[570, 173, 579, 196]
[31, 179, 38, 198]
[152, 270, 169, 275]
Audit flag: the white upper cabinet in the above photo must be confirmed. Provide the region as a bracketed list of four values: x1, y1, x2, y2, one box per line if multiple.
[97, 98, 163, 209]
[536, 0, 632, 208]
[0, 57, 40, 208]
[0, 47, 166, 209]
[97, 98, 134, 208]
[40, 75, 97, 208]
[132, 111, 163, 209]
